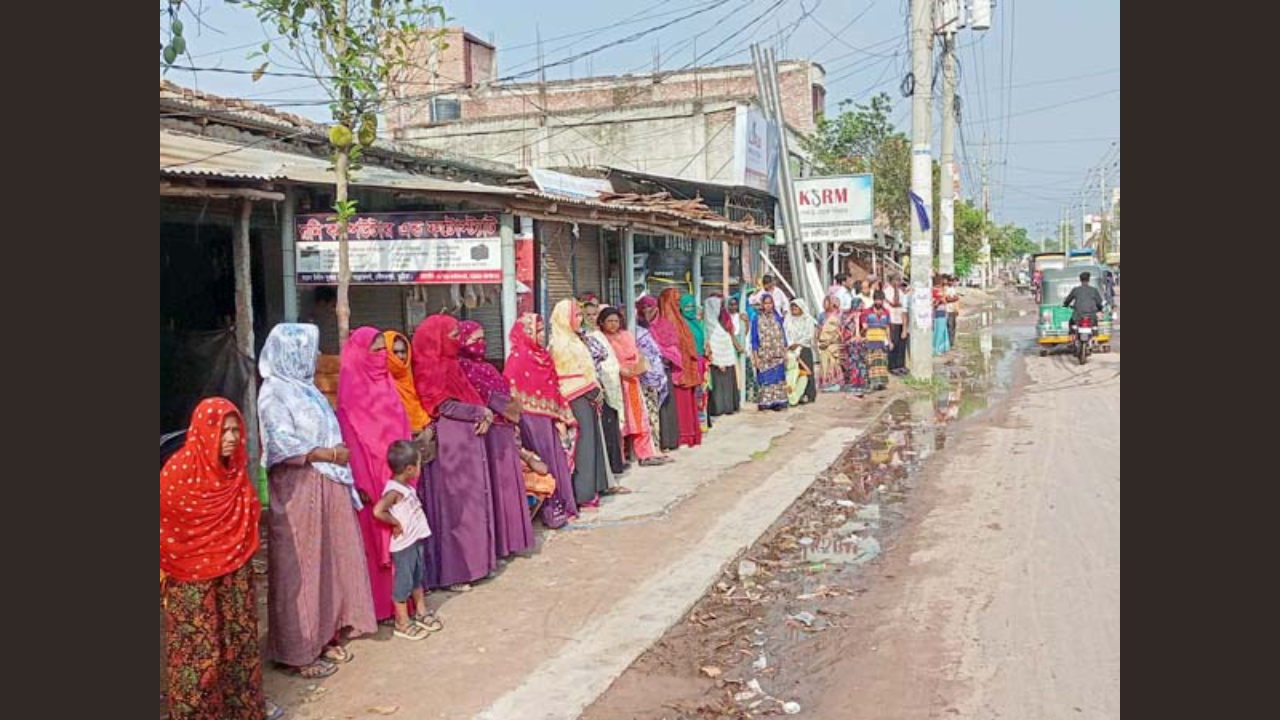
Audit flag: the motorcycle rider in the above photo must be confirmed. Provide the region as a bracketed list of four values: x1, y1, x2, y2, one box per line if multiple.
[1063, 271, 1106, 337]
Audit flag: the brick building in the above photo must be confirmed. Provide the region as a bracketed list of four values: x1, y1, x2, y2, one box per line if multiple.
[385, 28, 825, 186]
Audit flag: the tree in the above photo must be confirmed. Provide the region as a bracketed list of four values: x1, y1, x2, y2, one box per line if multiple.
[802, 93, 911, 237]
[952, 200, 986, 278]
[233, 0, 447, 345]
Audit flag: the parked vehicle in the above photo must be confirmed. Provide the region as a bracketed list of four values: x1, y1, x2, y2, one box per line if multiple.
[1037, 268, 1113, 356]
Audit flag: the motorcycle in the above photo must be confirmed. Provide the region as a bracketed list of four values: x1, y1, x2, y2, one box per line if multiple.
[1073, 315, 1097, 365]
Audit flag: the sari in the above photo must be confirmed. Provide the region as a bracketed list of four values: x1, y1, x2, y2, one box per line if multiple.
[680, 294, 711, 433]
[841, 310, 868, 394]
[504, 313, 579, 527]
[784, 299, 818, 405]
[549, 299, 612, 504]
[750, 309, 789, 411]
[659, 288, 702, 447]
[600, 308, 657, 462]
[816, 309, 846, 392]
[704, 295, 740, 417]
[336, 327, 411, 619]
[638, 295, 681, 452]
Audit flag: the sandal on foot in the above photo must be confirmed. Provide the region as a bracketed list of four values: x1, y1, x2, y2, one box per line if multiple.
[321, 644, 353, 664]
[266, 699, 285, 720]
[291, 660, 337, 679]
[603, 486, 633, 495]
[448, 583, 472, 593]
[414, 611, 444, 633]
[394, 622, 430, 641]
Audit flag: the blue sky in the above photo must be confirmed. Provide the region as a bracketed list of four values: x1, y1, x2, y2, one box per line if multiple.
[162, 0, 1119, 233]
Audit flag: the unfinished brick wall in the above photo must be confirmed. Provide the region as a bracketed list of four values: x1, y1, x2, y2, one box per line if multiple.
[385, 30, 826, 137]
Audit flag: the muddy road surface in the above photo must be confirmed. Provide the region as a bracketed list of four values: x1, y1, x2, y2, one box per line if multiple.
[586, 302, 1120, 719]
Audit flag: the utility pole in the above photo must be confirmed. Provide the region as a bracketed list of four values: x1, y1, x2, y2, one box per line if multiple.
[907, 0, 936, 380]
[939, 33, 957, 277]
[980, 135, 991, 288]
[1098, 162, 1109, 260]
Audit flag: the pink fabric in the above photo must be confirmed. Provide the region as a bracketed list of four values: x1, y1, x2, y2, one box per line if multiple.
[412, 315, 484, 417]
[457, 320, 511, 404]
[335, 326, 411, 621]
[504, 313, 573, 423]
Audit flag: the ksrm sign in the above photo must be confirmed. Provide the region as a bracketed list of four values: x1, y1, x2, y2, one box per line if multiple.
[794, 174, 874, 243]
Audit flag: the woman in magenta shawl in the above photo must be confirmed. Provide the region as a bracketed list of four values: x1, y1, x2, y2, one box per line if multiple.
[504, 313, 579, 528]
[457, 320, 535, 558]
[412, 315, 499, 591]
[636, 295, 683, 451]
[336, 326, 411, 621]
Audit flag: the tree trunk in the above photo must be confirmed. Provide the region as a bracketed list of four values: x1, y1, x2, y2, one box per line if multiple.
[335, 145, 352, 347]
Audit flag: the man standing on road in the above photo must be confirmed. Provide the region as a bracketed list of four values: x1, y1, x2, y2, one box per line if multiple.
[1064, 271, 1106, 333]
[884, 275, 908, 375]
[945, 275, 961, 348]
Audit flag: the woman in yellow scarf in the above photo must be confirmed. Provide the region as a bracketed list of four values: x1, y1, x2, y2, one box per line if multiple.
[382, 331, 430, 433]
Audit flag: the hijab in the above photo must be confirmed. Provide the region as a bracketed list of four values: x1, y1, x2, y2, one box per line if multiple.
[504, 313, 573, 423]
[659, 288, 701, 387]
[337, 326, 412, 505]
[411, 315, 485, 417]
[680, 293, 706, 356]
[382, 330, 430, 433]
[784, 298, 817, 350]
[549, 298, 599, 401]
[259, 323, 360, 507]
[703, 295, 738, 369]
[457, 320, 510, 405]
[160, 397, 261, 583]
[638, 294, 683, 368]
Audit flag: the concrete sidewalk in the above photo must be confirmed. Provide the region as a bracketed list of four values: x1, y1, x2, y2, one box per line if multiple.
[264, 390, 903, 720]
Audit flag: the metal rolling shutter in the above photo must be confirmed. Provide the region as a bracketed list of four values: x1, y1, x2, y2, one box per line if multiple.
[540, 221, 605, 308]
[461, 298, 507, 364]
[541, 221, 575, 309]
[573, 224, 604, 300]
[308, 285, 408, 355]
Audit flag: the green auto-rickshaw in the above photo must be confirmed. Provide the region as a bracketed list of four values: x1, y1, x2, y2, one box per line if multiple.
[1036, 266, 1113, 355]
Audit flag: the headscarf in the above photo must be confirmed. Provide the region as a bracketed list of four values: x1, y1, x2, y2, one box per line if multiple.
[504, 313, 573, 423]
[549, 298, 599, 402]
[704, 295, 738, 369]
[637, 295, 683, 369]
[586, 314, 624, 412]
[598, 306, 640, 368]
[680, 293, 706, 356]
[382, 330, 430, 433]
[750, 297, 789, 352]
[457, 320, 510, 405]
[659, 288, 701, 387]
[784, 298, 818, 351]
[259, 324, 360, 508]
[411, 315, 484, 417]
[160, 397, 261, 583]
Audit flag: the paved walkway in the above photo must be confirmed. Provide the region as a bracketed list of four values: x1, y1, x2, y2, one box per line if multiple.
[259, 390, 904, 719]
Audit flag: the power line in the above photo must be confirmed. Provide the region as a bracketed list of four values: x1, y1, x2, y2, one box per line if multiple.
[963, 88, 1119, 127]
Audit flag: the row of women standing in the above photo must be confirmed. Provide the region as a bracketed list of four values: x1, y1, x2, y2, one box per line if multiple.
[158, 285, 735, 718]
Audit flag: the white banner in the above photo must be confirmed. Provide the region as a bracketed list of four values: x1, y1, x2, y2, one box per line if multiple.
[734, 106, 779, 193]
[794, 174, 874, 243]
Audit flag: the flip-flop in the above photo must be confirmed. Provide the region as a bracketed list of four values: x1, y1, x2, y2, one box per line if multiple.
[321, 644, 353, 664]
[603, 486, 633, 495]
[266, 699, 286, 720]
[290, 660, 337, 679]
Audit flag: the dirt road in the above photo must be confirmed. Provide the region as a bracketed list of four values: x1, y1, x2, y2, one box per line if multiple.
[588, 316, 1120, 719]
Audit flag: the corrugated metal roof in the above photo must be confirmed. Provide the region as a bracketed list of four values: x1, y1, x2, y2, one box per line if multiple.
[160, 131, 518, 195]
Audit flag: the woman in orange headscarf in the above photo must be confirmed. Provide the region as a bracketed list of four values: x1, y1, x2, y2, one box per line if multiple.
[383, 330, 430, 433]
[160, 398, 273, 719]
[658, 288, 703, 448]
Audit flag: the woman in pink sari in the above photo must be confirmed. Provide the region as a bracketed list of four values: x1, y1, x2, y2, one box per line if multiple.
[413, 315, 499, 591]
[596, 307, 670, 467]
[336, 326, 411, 622]
[504, 313, 579, 528]
[457, 321, 535, 558]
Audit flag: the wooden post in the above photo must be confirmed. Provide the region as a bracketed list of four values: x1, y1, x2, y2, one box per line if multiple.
[500, 214, 517, 358]
[233, 199, 260, 482]
[622, 228, 637, 330]
[722, 240, 730, 298]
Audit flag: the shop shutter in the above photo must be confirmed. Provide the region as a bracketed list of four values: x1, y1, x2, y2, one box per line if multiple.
[540, 221, 606, 309]
[310, 285, 408, 355]
[462, 299, 507, 365]
[573, 224, 604, 300]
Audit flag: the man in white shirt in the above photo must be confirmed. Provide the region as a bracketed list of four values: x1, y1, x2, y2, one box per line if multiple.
[760, 274, 790, 314]
[884, 275, 908, 374]
[832, 273, 855, 312]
